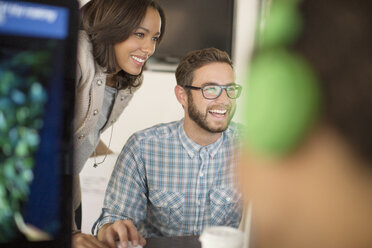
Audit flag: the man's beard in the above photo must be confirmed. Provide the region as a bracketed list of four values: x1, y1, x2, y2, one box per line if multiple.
[187, 93, 235, 133]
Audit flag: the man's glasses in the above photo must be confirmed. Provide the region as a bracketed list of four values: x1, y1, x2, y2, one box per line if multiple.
[183, 84, 242, 100]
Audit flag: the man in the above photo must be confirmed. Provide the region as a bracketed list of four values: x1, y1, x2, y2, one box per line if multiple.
[239, 0, 372, 248]
[93, 48, 243, 248]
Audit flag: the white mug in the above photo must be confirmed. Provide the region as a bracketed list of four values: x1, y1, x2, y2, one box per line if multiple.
[199, 226, 244, 248]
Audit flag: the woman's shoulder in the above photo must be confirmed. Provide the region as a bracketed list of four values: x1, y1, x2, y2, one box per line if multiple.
[78, 30, 89, 43]
[76, 30, 105, 82]
[77, 30, 93, 63]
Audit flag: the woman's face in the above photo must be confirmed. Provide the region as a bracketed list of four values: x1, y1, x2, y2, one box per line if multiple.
[114, 7, 161, 75]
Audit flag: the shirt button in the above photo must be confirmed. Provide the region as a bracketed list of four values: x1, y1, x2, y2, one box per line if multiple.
[78, 134, 85, 139]
[226, 197, 231, 202]
[200, 172, 204, 177]
[93, 109, 99, 115]
[97, 80, 103, 86]
[120, 95, 125, 101]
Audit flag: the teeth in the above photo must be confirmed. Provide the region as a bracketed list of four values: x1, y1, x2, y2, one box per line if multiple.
[209, 109, 227, 114]
[131, 56, 146, 63]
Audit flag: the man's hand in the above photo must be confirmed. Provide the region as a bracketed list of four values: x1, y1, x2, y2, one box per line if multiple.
[97, 220, 146, 248]
[72, 233, 108, 248]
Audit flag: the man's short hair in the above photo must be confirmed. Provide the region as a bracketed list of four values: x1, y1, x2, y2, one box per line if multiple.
[175, 47, 233, 87]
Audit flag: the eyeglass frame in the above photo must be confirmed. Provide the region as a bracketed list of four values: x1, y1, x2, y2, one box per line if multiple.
[182, 83, 243, 100]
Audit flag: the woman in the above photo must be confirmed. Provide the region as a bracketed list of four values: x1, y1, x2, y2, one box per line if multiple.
[72, 0, 165, 247]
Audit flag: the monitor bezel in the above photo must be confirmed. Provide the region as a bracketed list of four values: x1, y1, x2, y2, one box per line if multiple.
[0, 0, 78, 247]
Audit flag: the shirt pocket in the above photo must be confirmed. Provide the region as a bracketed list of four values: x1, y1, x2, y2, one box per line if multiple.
[149, 190, 185, 229]
[209, 187, 242, 226]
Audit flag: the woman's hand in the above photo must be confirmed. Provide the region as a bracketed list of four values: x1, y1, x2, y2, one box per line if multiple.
[72, 233, 108, 248]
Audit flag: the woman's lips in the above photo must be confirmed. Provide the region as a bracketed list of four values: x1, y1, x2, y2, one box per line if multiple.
[131, 55, 146, 66]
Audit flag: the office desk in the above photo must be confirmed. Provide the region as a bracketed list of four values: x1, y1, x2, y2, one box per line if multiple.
[145, 236, 201, 248]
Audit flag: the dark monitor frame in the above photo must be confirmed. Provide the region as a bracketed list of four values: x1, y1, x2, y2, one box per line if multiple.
[0, 0, 78, 247]
[149, 0, 235, 65]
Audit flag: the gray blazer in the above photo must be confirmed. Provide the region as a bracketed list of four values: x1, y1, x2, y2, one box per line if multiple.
[74, 31, 143, 173]
[72, 31, 143, 231]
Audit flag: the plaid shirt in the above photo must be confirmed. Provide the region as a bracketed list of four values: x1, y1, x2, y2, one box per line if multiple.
[93, 119, 242, 237]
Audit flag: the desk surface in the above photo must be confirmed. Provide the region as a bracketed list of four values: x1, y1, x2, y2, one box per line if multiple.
[145, 236, 201, 248]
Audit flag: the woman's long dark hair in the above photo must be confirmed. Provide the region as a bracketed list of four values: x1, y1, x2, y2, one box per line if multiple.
[80, 0, 165, 89]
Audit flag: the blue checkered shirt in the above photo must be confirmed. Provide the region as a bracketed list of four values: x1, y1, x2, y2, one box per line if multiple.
[93, 119, 242, 237]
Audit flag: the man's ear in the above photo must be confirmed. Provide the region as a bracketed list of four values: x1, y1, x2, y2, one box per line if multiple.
[175, 85, 188, 107]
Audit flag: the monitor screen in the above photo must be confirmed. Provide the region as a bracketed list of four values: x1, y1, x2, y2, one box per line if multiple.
[0, 0, 77, 246]
[150, 0, 234, 64]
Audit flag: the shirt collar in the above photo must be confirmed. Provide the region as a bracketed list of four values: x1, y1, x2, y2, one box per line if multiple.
[178, 119, 225, 159]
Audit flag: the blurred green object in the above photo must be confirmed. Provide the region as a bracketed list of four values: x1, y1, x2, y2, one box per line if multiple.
[244, 49, 321, 155]
[258, 0, 302, 49]
[243, 0, 321, 157]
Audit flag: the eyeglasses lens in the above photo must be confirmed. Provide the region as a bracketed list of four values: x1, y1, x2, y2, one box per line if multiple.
[203, 86, 221, 99]
[202, 85, 241, 99]
[226, 86, 238, 98]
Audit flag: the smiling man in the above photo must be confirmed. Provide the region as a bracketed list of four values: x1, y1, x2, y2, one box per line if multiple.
[93, 48, 243, 248]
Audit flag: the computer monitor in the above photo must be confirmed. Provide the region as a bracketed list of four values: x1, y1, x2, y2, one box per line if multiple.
[0, 0, 78, 247]
[146, 0, 234, 71]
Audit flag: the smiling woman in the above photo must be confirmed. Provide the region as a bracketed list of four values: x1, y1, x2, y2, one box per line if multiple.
[71, 0, 166, 247]
[113, 7, 162, 76]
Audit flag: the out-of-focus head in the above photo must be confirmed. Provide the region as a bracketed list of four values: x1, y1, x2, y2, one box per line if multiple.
[239, 0, 372, 247]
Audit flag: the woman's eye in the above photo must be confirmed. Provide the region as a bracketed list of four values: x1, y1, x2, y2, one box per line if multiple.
[134, 33, 144, 38]
[152, 36, 160, 42]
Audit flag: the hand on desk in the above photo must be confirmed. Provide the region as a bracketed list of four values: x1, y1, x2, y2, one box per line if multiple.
[97, 220, 146, 248]
[116, 241, 143, 248]
[72, 233, 108, 248]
